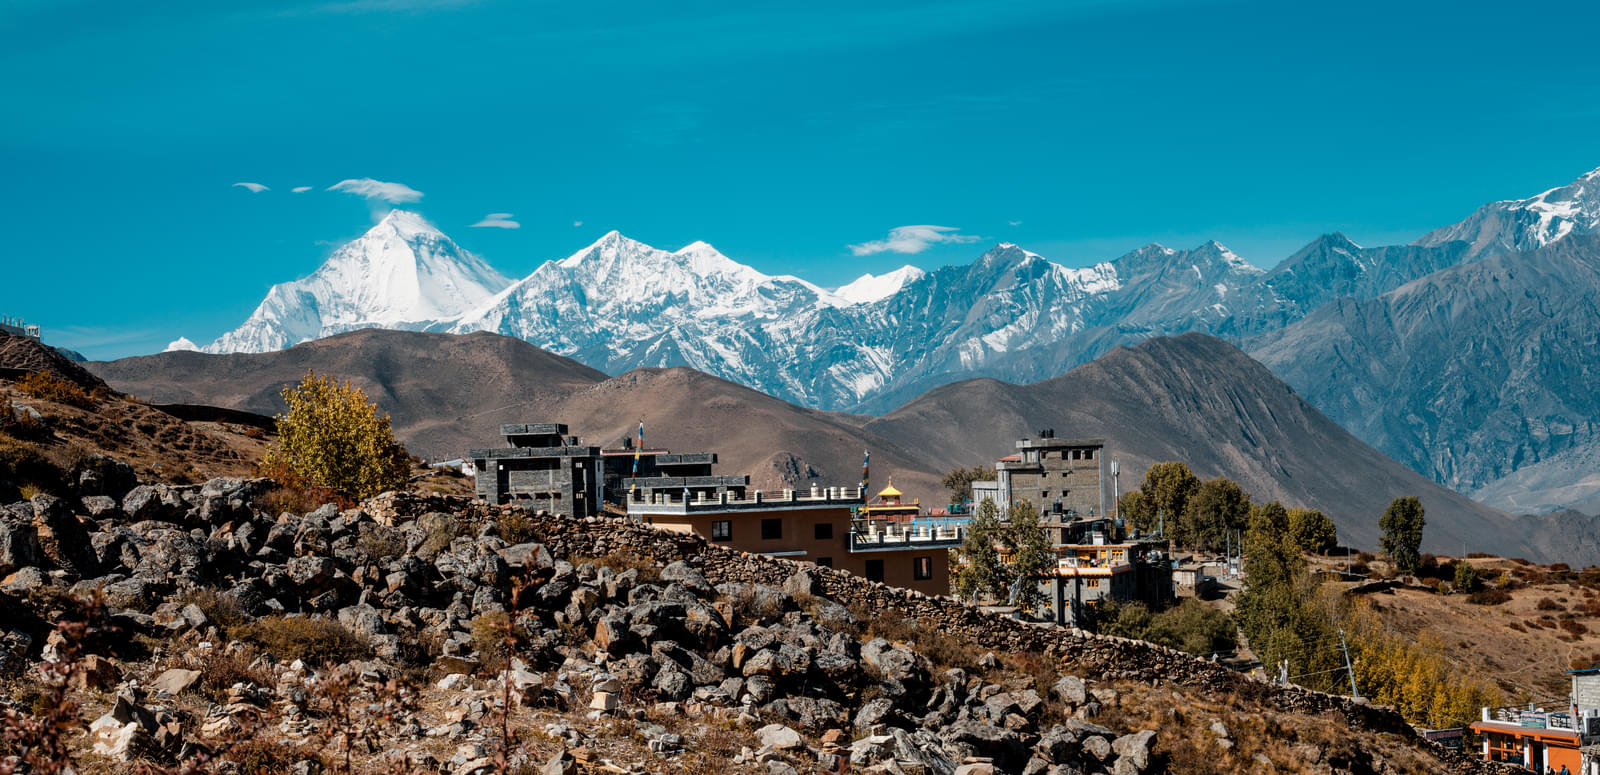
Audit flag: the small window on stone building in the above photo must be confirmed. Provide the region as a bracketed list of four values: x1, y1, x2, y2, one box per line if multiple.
[814, 522, 834, 540]
[712, 520, 732, 541]
[817, 557, 833, 567]
[762, 519, 782, 540]
[1071, 450, 1080, 460]
[914, 556, 933, 580]
[1085, 449, 1094, 460]
[866, 559, 884, 582]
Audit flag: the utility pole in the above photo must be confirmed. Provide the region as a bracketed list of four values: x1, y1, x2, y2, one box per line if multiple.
[1339, 627, 1360, 699]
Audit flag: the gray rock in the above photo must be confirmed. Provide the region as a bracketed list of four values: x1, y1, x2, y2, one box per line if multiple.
[756, 723, 804, 751]
[31, 495, 97, 578]
[1111, 730, 1157, 771]
[1081, 735, 1111, 761]
[660, 560, 713, 597]
[1053, 675, 1087, 706]
[0, 509, 41, 576]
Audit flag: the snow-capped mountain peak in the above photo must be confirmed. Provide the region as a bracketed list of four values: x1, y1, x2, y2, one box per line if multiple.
[205, 210, 510, 353]
[834, 265, 927, 305]
[164, 337, 200, 353]
[1416, 166, 1600, 255]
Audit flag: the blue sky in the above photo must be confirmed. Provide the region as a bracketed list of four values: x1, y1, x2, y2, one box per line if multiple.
[3, 0, 1599, 358]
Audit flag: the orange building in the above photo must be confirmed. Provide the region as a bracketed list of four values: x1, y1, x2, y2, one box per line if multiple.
[629, 482, 959, 596]
[1469, 668, 1600, 772]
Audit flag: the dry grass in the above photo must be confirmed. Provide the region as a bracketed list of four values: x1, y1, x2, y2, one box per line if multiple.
[234, 616, 371, 666]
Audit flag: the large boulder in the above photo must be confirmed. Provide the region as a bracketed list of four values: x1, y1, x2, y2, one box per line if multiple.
[30, 495, 97, 578]
[0, 505, 41, 576]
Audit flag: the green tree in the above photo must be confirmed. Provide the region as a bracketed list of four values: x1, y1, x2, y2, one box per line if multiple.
[954, 498, 1010, 602]
[259, 371, 411, 500]
[1118, 490, 1150, 530]
[1235, 500, 1343, 691]
[1453, 561, 1479, 593]
[1094, 599, 1236, 657]
[1003, 499, 1054, 612]
[1379, 496, 1426, 574]
[1288, 508, 1338, 555]
[1133, 461, 1199, 535]
[1178, 477, 1251, 552]
[942, 465, 997, 506]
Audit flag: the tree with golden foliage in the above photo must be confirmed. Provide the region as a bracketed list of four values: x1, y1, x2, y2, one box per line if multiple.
[258, 372, 410, 500]
[1345, 600, 1500, 728]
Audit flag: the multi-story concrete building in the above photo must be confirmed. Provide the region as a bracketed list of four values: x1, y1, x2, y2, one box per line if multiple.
[971, 433, 1171, 626]
[973, 431, 1108, 520]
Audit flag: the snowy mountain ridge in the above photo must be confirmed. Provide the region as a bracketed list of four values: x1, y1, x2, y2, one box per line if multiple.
[198, 167, 1600, 414]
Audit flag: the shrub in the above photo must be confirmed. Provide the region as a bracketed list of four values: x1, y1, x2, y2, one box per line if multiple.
[0, 396, 45, 440]
[1561, 618, 1589, 637]
[256, 484, 350, 517]
[234, 616, 370, 666]
[1468, 587, 1511, 606]
[16, 372, 93, 409]
[192, 650, 274, 703]
[496, 510, 537, 544]
[1453, 562, 1479, 593]
[468, 611, 529, 673]
[0, 434, 63, 499]
[257, 371, 410, 500]
[178, 588, 248, 635]
[1537, 597, 1563, 611]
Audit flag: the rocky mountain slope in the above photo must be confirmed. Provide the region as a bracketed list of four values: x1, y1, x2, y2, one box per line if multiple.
[88, 328, 1596, 563]
[1250, 234, 1600, 511]
[1416, 167, 1600, 258]
[0, 466, 1514, 773]
[865, 333, 1539, 557]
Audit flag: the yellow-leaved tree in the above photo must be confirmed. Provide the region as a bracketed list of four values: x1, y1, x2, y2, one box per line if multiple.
[259, 371, 411, 500]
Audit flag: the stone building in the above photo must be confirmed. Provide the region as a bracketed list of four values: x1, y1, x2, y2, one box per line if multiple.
[469, 424, 604, 518]
[972, 432, 1107, 520]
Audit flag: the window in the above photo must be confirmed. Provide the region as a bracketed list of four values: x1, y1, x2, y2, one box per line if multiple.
[1085, 449, 1094, 460]
[865, 559, 884, 582]
[761, 518, 782, 540]
[1071, 450, 1081, 460]
[814, 522, 834, 540]
[816, 557, 833, 568]
[711, 520, 731, 541]
[913, 556, 933, 580]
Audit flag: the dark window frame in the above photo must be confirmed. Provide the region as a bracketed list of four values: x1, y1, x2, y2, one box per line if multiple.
[711, 520, 732, 541]
[913, 556, 933, 580]
[814, 522, 834, 540]
[761, 518, 782, 540]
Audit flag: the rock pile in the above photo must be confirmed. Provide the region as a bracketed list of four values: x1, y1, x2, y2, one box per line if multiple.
[0, 476, 1520, 774]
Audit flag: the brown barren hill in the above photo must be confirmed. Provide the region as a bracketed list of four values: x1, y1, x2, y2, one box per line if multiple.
[88, 329, 608, 461]
[866, 332, 1542, 560]
[547, 366, 939, 496]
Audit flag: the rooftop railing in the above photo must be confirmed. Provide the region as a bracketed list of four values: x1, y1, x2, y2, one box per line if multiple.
[849, 521, 966, 551]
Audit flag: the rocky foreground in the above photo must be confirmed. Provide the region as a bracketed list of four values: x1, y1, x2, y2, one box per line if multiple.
[0, 468, 1517, 774]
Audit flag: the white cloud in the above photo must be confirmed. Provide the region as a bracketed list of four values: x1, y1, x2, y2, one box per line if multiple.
[573, 220, 583, 227]
[232, 182, 269, 193]
[1008, 220, 1023, 226]
[292, 186, 312, 193]
[328, 178, 424, 203]
[470, 212, 521, 229]
[848, 225, 981, 256]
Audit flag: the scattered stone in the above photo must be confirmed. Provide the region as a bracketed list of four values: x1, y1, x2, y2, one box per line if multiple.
[757, 723, 804, 751]
[150, 668, 202, 696]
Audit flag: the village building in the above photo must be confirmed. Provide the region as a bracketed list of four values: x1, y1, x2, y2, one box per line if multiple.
[0, 316, 41, 339]
[971, 432, 1173, 626]
[1470, 669, 1600, 773]
[628, 477, 960, 597]
[472, 422, 960, 595]
[469, 424, 604, 518]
